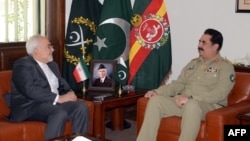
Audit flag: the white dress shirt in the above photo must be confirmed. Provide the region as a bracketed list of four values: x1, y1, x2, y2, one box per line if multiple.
[36, 60, 59, 105]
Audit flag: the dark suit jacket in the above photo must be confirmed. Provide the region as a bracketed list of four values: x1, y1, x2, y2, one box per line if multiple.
[93, 77, 112, 87]
[9, 56, 71, 122]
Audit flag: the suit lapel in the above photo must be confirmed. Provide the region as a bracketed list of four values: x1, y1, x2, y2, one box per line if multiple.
[47, 62, 60, 79]
[28, 56, 48, 80]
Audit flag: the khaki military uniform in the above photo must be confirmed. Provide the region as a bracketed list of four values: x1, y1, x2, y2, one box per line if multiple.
[137, 54, 235, 141]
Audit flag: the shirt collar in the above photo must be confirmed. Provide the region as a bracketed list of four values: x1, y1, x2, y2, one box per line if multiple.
[199, 54, 222, 65]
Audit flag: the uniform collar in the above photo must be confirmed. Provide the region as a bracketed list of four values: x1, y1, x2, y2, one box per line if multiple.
[199, 54, 222, 65]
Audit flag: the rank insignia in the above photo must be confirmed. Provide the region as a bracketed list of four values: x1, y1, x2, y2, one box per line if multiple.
[214, 57, 220, 62]
[188, 65, 195, 70]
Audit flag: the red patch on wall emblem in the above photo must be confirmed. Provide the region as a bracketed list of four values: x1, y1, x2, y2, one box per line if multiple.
[134, 14, 170, 49]
[139, 19, 163, 44]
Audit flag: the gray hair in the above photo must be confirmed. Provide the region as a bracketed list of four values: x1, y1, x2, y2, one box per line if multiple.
[26, 35, 44, 55]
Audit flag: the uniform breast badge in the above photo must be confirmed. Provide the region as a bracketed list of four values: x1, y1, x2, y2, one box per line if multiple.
[205, 66, 218, 73]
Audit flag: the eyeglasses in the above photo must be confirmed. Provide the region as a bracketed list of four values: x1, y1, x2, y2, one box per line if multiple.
[36, 44, 54, 51]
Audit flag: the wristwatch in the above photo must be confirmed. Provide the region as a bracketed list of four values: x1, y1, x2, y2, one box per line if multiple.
[188, 95, 193, 100]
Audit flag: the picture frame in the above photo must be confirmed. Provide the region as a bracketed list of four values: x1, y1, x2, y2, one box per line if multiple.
[236, 0, 250, 13]
[88, 59, 116, 92]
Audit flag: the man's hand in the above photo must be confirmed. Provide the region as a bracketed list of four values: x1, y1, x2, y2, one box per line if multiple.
[57, 91, 77, 103]
[175, 95, 189, 109]
[144, 90, 157, 98]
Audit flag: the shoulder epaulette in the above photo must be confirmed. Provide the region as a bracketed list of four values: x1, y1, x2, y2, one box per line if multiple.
[191, 57, 199, 61]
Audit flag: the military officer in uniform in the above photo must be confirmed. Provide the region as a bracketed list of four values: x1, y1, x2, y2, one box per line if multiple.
[136, 28, 235, 141]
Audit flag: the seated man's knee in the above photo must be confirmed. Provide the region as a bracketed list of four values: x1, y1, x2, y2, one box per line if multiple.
[75, 102, 89, 115]
[147, 95, 167, 107]
[184, 100, 202, 114]
[148, 95, 161, 104]
[50, 109, 68, 121]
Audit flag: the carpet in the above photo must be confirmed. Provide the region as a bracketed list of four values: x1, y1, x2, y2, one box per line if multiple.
[105, 120, 137, 141]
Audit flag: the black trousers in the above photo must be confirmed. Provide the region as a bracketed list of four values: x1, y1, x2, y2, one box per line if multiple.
[27, 101, 89, 140]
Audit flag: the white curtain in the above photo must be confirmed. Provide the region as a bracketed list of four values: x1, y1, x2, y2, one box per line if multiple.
[0, 0, 45, 42]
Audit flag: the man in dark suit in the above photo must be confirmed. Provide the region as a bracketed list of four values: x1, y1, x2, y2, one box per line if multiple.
[93, 64, 112, 87]
[8, 35, 89, 140]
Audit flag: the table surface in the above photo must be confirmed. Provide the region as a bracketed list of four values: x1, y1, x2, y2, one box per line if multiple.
[234, 65, 250, 73]
[237, 112, 250, 125]
[81, 87, 147, 101]
[237, 112, 250, 121]
[79, 88, 147, 139]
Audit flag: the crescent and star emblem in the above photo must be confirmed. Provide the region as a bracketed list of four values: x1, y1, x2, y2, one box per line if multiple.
[118, 70, 127, 80]
[93, 17, 130, 61]
[66, 25, 87, 47]
[65, 17, 130, 76]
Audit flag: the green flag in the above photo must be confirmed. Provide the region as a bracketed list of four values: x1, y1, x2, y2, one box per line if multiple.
[113, 57, 129, 85]
[63, 0, 102, 91]
[92, 0, 132, 85]
[128, 0, 172, 90]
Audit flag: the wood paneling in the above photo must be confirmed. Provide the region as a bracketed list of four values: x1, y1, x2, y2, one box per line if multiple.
[45, 0, 65, 72]
[0, 43, 27, 71]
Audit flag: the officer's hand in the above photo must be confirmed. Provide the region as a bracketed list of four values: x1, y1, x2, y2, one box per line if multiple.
[144, 90, 157, 98]
[175, 95, 189, 109]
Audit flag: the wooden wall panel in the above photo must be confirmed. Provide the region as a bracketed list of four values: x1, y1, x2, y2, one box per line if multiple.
[45, 0, 65, 72]
[0, 46, 27, 71]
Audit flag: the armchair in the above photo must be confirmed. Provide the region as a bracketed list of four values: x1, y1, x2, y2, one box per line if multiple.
[0, 70, 94, 141]
[137, 72, 250, 141]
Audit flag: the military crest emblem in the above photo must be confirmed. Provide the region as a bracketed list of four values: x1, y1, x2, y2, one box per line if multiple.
[131, 14, 170, 49]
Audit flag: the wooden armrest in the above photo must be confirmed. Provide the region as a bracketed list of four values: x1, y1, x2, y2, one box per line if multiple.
[136, 97, 149, 134]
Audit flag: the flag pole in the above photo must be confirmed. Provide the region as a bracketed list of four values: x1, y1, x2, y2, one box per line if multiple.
[118, 84, 122, 97]
[82, 81, 86, 98]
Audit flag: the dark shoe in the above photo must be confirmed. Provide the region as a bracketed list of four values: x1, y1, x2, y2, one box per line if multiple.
[105, 119, 131, 129]
[123, 120, 131, 129]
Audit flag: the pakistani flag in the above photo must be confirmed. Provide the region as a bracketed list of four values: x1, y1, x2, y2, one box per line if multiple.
[129, 0, 172, 90]
[113, 57, 129, 85]
[92, 0, 132, 85]
[63, 0, 102, 91]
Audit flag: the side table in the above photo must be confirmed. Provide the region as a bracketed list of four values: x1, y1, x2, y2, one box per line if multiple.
[237, 112, 250, 125]
[234, 65, 250, 73]
[82, 89, 147, 140]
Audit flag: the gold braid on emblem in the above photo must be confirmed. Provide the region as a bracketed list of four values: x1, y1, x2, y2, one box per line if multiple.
[64, 16, 97, 66]
[71, 16, 97, 34]
[64, 47, 80, 65]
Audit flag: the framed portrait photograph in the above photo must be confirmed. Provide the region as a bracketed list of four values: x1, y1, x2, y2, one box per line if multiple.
[236, 0, 250, 13]
[88, 60, 116, 91]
